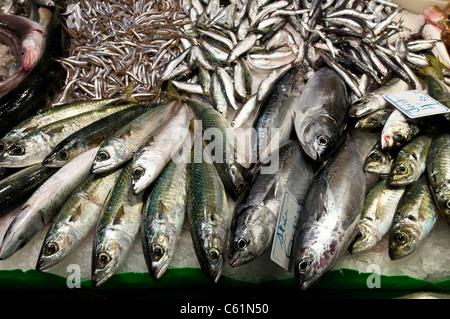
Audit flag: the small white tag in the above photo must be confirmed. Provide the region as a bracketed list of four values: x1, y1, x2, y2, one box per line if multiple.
[383, 90, 449, 119]
[270, 191, 301, 271]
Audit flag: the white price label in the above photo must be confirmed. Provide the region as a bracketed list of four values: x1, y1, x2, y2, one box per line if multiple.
[383, 90, 449, 119]
[270, 191, 301, 271]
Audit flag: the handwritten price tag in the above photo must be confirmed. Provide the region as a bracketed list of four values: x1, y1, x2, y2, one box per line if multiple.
[383, 90, 449, 119]
[270, 191, 301, 271]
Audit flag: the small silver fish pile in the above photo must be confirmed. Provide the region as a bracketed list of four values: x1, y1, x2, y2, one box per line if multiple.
[57, 0, 190, 103]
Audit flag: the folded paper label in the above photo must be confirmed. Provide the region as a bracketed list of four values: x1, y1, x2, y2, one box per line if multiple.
[383, 90, 449, 118]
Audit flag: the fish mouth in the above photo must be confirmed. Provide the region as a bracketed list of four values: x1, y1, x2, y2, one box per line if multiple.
[91, 160, 116, 174]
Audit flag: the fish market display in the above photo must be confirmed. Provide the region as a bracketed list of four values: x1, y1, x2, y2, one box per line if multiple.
[0, 0, 448, 292]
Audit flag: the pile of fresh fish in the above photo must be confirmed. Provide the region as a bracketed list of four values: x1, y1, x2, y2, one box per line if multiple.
[0, 0, 448, 291]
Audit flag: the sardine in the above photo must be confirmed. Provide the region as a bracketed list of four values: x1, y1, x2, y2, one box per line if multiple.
[0, 147, 98, 260]
[228, 140, 314, 267]
[91, 161, 144, 287]
[294, 66, 350, 162]
[364, 141, 395, 179]
[36, 167, 123, 271]
[389, 133, 434, 186]
[389, 175, 438, 260]
[293, 137, 366, 290]
[131, 104, 189, 194]
[426, 133, 450, 223]
[381, 109, 421, 150]
[348, 179, 405, 254]
[91, 100, 180, 174]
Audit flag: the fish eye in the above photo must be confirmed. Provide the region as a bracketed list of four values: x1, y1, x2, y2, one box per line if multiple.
[96, 252, 111, 268]
[150, 245, 165, 261]
[57, 150, 70, 161]
[370, 153, 382, 161]
[236, 238, 247, 250]
[445, 200, 450, 210]
[355, 231, 363, 240]
[298, 260, 310, 272]
[394, 231, 408, 244]
[132, 167, 145, 179]
[8, 144, 25, 156]
[44, 242, 59, 255]
[369, 117, 378, 123]
[317, 136, 328, 146]
[393, 133, 404, 141]
[208, 248, 220, 262]
[96, 151, 110, 161]
[0, 143, 6, 153]
[395, 165, 407, 173]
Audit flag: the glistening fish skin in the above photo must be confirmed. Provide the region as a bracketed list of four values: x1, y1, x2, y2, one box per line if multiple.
[131, 104, 189, 194]
[141, 157, 188, 280]
[0, 147, 98, 260]
[348, 179, 405, 254]
[91, 161, 144, 287]
[381, 109, 421, 150]
[388, 133, 434, 186]
[0, 103, 136, 168]
[228, 140, 314, 267]
[36, 167, 123, 271]
[294, 66, 350, 162]
[91, 100, 180, 175]
[389, 175, 438, 260]
[293, 137, 366, 290]
[252, 64, 306, 163]
[186, 141, 229, 283]
[43, 103, 150, 168]
[426, 133, 450, 223]
[0, 164, 58, 217]
[363, 141, 394, 179]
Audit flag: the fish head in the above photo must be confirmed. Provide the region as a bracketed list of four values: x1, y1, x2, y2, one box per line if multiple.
[364, 150, 392, 177]
[355, 111, 388, 130]
[91, 229, 133, 287]
[42, 148, 76, 168]
[36, 222, 79, 271]
[142, 221, 178, 280]
[197, 223, 227, 283]
[298, 116, 344, 161]
[349, 94, 384, 118]
[228, 205, 273, 268]
[21, 29, 44, 71]
[131, 153, 166, 194]
[381, 126, 416, 150]
[388, 156, 418, 186]
[388, 224, 419, 260]
[0, 140, 42, 168]
[348, 222, 378, 254]
[436, 186, 450, 222]
[91, 142, 129, 174]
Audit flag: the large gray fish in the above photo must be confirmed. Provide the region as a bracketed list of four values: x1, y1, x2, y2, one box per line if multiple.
[426, 133, 450, 223]
[91, 161, 144, 287]
[253, 64, 307, 163]
[186, 138, 229, 283]
[388, 133, 434, 186]
[0, 164, 58, 216]
[228, 139, 314, 267]
[294, 66, 350, 162]
[141, 155, 189, 280]
[91, 100, 180, 174]
[36, 167, 123, 271]
[293, 136, 366, 290]
[348, 179, 405, 254]
[389, 175, 438, 260]
[0, 147, 98, 260]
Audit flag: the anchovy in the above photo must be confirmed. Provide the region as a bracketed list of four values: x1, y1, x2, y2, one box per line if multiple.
[0, 147, 98, 260]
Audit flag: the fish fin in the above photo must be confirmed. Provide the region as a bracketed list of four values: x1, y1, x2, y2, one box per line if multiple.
[315, 192, 326, 222]
[113, 205, 126, 225]
[119, 81, 139, 103]
[68, 204, 83, 223]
